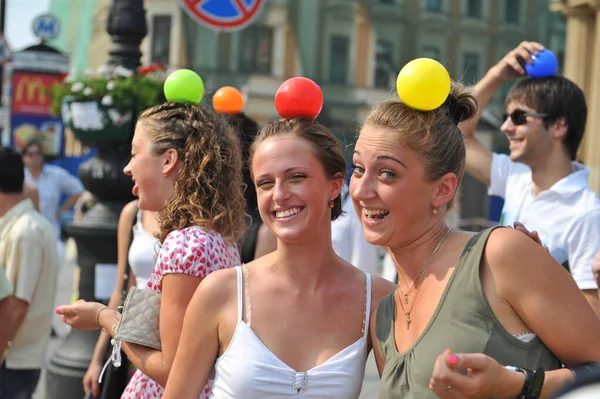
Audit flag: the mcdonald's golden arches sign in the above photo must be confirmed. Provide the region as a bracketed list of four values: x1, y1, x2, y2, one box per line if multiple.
[11, 71, 60, 115]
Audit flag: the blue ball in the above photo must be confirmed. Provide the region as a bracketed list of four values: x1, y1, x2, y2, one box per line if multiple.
[525, 49, 558, 79]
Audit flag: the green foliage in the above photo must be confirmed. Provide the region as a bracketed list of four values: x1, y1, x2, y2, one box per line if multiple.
[49, 65, 167, 116]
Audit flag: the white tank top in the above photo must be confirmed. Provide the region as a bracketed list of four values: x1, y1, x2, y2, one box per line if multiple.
[127, 209, 160, 289]
[210, 266, 371, 399]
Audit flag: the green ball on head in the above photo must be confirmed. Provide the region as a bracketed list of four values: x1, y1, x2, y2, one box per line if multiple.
[164, 69, 205, 104]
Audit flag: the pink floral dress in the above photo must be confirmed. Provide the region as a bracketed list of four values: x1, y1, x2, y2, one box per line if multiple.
[121, 226, 241, 399]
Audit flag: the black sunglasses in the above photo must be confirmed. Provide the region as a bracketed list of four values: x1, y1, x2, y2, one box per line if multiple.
[502, 110, 548, 126]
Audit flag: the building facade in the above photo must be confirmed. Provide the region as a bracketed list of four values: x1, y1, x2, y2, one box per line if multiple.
[133, 1, 564, 136]
[48, 0, 568, 219]
[50, 0, 567, 133]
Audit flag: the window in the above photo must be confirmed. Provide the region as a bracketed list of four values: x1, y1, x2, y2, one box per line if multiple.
[374, 40, 394, 89]
[554, 12, 566, 27]
[466, 0, 482, 18]
[425, 0, 442, 12]
[421, 46, 441, 61]
[150, 15, 172, 65]
[504, 0, 520, 24]
[239, 26, 273, 74]
[329, 35, 350, 84]
[462, 52, 480, 83]
[557, 49, 565, 73]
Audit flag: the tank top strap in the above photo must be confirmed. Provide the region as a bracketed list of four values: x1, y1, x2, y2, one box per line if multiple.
[136, 207, 142, 225]
[235, 266, 243, 322]
[453, 226, 503, 293]
[242, 263, 252, 327]
[363, 273, 372, 338]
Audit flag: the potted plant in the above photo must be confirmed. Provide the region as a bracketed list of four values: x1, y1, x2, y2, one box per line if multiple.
[50, 64, 167, 147]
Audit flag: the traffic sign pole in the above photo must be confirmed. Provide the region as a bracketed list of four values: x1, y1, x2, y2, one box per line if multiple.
[0, 0, 6, 107]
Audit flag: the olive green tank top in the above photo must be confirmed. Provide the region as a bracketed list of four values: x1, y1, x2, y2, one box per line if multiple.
[376, 227, 561, 399]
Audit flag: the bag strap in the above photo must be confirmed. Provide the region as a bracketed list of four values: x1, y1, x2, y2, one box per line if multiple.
[120, 203, 138, 304]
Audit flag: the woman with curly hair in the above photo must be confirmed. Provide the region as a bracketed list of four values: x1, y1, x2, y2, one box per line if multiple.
[56, 102, 246, 399]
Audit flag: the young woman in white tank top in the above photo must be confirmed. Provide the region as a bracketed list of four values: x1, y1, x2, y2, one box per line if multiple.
[162, 112, 396, 398]
[128, 207, 161, 288]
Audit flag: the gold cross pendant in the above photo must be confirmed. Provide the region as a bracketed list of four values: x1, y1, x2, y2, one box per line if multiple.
[405, 313, 411, 329]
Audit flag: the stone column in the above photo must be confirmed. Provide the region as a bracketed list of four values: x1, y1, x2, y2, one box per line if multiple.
[550, 1, 600, 193]
[561, 8, 594, 92]
[582, 7, 600, 193]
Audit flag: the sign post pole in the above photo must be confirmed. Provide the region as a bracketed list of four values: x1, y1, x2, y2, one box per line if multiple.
[0, 0, 6, 107]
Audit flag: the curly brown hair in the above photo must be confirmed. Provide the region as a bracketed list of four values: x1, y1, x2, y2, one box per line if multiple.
[250, 118, 347, 221]
[364, 81, 478, 210]
[138, 102, 247, 243]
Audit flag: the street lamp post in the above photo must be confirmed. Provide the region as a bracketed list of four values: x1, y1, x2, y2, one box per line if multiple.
[45, 1, 147, 398]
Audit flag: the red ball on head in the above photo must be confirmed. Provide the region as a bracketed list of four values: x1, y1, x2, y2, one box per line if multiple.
[275, 77, 323, 120]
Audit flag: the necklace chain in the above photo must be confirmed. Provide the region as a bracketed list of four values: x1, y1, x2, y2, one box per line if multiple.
[395, 229, 451, 329]
[396, 259, 429, 304]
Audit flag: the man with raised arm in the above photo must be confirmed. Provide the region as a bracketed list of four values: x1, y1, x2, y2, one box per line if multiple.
[460, 41, 600, 310]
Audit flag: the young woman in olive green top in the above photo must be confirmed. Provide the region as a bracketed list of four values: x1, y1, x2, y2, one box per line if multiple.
[350, 78, 600, 398]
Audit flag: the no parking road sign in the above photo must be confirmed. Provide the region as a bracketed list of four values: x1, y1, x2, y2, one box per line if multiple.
[182, 0, 265, 32]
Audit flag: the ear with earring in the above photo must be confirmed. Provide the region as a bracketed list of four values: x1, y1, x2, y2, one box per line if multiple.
[328, 199, 335, 209]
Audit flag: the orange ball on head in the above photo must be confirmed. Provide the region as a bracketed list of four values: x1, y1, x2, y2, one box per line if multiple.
[213, 86, 244, 114]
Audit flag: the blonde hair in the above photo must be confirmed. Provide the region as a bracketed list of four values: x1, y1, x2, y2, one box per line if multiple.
[138, 102, 246, 243]
[364, 81, 478, 209]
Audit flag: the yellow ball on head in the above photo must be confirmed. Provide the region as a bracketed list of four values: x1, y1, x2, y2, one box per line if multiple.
[396, 58, 451, 111]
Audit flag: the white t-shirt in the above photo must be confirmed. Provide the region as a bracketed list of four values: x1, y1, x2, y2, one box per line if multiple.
[489, 153, 600, 290]
[332, 189, 380, 275]
[24, 164, 84, 234]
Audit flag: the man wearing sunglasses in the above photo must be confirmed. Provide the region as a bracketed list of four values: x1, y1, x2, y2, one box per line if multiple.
[461, 41, 600, 311]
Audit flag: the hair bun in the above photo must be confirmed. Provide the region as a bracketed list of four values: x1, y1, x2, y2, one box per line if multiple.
[443, 95, 462, 124]
[446, 82, 477, 124]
